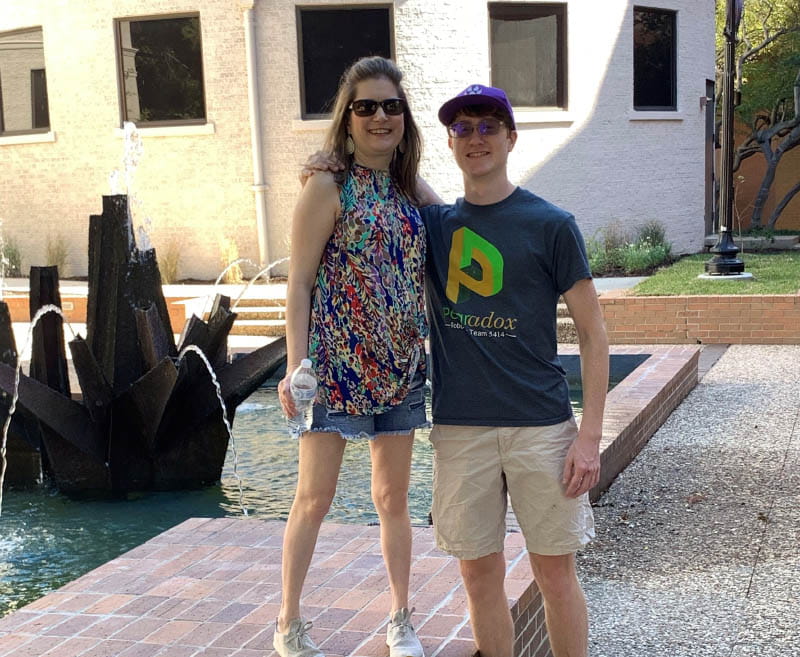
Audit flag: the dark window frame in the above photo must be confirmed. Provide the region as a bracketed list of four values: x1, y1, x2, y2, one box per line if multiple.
[0, 71, 4, 133]
[0, 26, 51, 136]
[488, 2, 568, 110]
[114, 12, 207, 128]
[31, 68, 49, 129]
[296, 4, 395, 120]
[633, 6, 677, 111]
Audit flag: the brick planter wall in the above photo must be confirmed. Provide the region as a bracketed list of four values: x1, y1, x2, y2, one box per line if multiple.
[600, 293, 800, 344]
[4, 293, 197, 339]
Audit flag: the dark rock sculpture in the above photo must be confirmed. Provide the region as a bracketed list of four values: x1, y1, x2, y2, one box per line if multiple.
[0, 195, 285, 492]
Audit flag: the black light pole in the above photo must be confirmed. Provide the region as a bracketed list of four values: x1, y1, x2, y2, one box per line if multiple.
[706, 0, 746, 275]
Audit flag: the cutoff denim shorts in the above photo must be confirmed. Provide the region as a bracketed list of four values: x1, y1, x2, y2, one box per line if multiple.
[306, 372, 429, 440]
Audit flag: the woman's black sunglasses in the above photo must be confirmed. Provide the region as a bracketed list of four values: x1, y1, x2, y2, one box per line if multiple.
[349, 98, 406, 117]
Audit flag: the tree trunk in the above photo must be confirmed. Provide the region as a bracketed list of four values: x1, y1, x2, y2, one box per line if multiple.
[750, 150, 778, 229]
[768, 180, 800, 228]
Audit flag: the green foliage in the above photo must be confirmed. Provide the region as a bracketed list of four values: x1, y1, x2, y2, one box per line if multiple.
[740, 226, 797, 236]
[636, 219, 669, 247]
[737, 47, 800, 124]
[1, 237, 22, 277]
[742, 225, 777, 241]
[618, 241, 672, 275]
[716, 0, 800, 124]
[586, 236, 614, 274]
[587, 220, 672, 277]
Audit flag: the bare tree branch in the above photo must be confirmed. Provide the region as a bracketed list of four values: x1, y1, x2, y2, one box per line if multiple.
[768, 180, 800, 228]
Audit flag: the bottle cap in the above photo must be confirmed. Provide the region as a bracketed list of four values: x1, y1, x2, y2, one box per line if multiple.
[300, 358, 312, 368]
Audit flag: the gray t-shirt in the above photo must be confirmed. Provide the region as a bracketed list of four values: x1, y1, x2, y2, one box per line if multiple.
[421, 187, 591, 426]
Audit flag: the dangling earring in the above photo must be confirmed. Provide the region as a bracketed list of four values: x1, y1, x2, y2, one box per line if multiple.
[345, 135, 355, 155]
[398, 139, 406, 155]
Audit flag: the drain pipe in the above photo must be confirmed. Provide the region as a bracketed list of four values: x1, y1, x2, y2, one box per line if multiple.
[243, 3, 270, 266]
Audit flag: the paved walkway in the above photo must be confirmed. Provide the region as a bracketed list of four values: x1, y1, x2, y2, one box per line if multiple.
[581, 344, 800, 657]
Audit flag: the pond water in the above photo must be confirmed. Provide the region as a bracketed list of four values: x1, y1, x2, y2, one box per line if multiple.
[0, 354, 645, 617]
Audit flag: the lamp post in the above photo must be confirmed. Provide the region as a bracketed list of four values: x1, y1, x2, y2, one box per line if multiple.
[705, 0, 746, 275]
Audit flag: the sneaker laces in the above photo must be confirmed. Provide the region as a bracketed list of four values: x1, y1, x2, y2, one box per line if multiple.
[289, 620, 315, 651]
[391, 607, 416, 636]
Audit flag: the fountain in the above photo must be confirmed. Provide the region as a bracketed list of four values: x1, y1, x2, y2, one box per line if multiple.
[0, 194, 286, 495]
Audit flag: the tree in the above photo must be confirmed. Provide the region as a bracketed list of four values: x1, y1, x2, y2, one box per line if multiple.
[715, 0, 800, 229]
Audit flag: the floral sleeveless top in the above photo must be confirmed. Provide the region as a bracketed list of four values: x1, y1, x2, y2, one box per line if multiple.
[308, 163, 427, 415]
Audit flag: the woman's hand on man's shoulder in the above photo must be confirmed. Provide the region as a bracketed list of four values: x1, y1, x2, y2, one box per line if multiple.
[299, 151, 345, 187]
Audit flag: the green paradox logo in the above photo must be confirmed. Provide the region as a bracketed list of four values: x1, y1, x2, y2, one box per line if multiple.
[446, 227, 504, 303]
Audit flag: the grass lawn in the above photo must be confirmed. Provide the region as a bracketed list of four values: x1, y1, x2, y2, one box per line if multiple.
[632, 252, 800, 296]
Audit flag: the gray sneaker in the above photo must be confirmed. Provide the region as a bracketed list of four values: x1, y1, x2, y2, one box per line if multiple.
[273, 618, 324, 657]
[386, 607, 424, 657]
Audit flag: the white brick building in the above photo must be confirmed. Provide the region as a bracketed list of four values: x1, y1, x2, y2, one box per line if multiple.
[0, 0, 714, 280]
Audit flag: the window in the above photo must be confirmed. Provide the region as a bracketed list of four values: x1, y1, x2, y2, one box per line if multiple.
[633, 7, 676, 110]
[489, 3, 567, 109]
[31, 69, 49, 128]
[297, 6, 393, 119]
[0, 27, 50, 134]
[116, 15, 206, 125]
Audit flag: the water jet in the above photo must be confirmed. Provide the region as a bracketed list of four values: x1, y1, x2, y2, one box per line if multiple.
[0, 195, 286, 497]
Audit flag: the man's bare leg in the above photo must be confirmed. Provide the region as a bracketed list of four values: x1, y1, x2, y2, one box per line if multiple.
[529, 553, 587, 657]
[460, 552, 513, 657]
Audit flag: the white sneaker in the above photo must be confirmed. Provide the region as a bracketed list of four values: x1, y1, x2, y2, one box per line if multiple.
[273, 618, 324, 657]
[386, 607, 424, 657]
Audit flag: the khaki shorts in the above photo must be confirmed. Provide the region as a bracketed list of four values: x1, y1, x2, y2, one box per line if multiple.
[429, 419, 595, 559]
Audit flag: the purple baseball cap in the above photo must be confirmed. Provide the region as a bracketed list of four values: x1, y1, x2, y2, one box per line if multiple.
[437, 84, 516, 129]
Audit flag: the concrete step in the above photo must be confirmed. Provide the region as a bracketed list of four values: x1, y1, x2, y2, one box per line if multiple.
[228, 319, 286, 337]
[557, 317, 578, 343]
[230, 306, 286, 321]
[229, 296, 285, 308]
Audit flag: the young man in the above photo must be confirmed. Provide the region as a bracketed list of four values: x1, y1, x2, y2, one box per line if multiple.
[420, 84, 609, 657]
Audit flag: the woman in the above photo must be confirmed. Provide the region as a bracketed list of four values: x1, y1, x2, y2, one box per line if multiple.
[274, 56, 428, 657]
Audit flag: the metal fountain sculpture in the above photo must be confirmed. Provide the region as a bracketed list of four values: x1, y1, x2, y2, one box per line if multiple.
[0, 195, 285, 492]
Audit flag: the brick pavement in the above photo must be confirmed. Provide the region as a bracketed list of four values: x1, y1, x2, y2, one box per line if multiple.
[0, 519, 539, 657]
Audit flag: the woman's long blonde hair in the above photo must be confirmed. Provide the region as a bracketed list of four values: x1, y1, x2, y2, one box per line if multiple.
[323, 56, 422, 205]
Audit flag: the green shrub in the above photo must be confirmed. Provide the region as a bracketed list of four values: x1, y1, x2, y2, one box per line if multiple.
[588, 219, 672, 276]
[2, 237, 22, 277]
[637, 219, 668, 247]
[600, 220, 629, 253]
[585, 236, 605, 273]
[619, 240, 672, 274]
[586, 235, 618, 273]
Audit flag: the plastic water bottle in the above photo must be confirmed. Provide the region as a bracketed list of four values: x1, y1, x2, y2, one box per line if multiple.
[287, 358, 317, 434]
